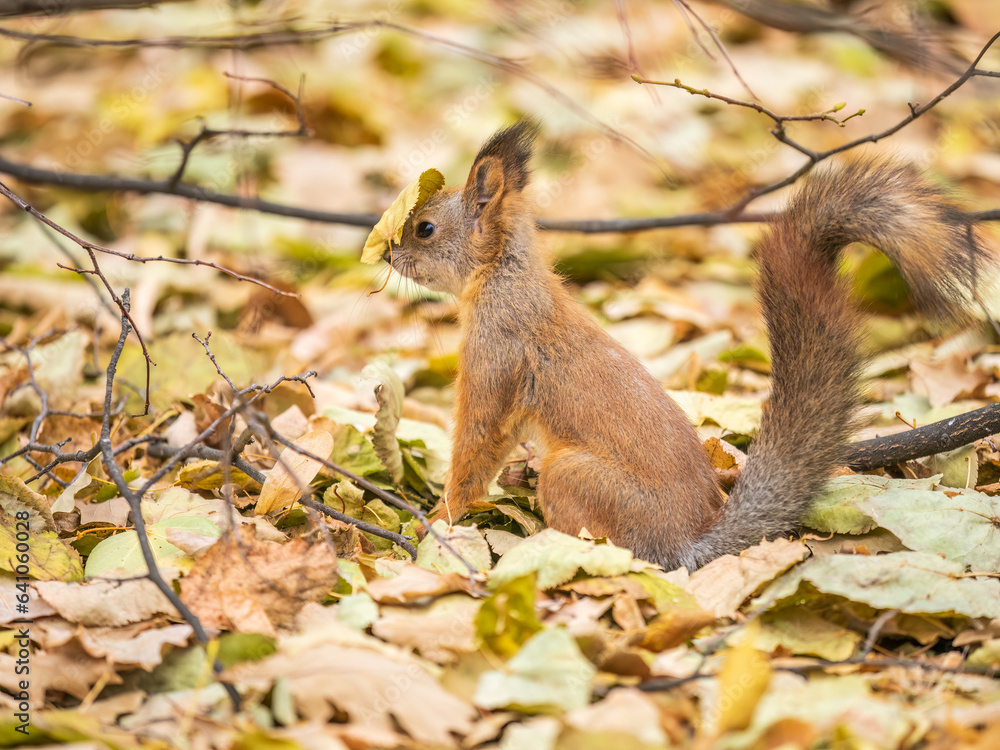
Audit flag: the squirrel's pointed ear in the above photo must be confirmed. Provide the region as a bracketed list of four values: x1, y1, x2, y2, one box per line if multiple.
[463, 120, 538, 219]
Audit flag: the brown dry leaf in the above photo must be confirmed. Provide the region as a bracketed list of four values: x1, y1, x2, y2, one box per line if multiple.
[0, 473, 55, 531]
[76, 623, 193, 669]
[688, 538, 809, 617]
[366, 562, 468, 604]
[705, 436, 745, 470]
[179, 526, 338, 635]
[371, 594, 478, 663]
[0, 577, 57, 624]
[79, 495, 131, 526]
[909, 356, 985, 408]
[611, 592, 646, 632]
[223, 639, 476, 746]
[0, 643, 120, 702]
[255, 429, 334, 515]
[632, 608, 718, 652]
[33, 578, 180, 627]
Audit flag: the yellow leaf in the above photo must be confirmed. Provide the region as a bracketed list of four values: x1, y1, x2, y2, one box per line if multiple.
[716, 619, 771, 733]
[255, 430, 334, 515]
[361, 169, 445, 264]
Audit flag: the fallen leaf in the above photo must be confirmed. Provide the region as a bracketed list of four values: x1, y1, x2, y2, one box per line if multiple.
[256, 429, 334, 515]
[224, 636, 475, 745]
[688, 538, 809, 617]
[33, 578, 180, 626]
[563, 687, 668, 747]
[417, 521, 491, 575]
[372, 594, 478, 662]
[361, 169, 445, 264]
[180, 526, 339, 635]
[474, 628, 596, 713]
[366, 563, 467, 604]
[716, 620, 772, 732]
[362, 360, 405, 483]
[489, 529, 634, 590]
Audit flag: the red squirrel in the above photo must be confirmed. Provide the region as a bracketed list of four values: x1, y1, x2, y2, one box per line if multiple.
[384, 121, 992, 570]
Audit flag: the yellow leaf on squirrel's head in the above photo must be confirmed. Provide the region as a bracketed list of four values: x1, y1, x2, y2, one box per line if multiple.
[361, 169, 445, 264]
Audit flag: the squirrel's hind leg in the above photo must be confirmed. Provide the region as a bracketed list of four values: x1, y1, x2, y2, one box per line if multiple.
[538, 448, 688, 569]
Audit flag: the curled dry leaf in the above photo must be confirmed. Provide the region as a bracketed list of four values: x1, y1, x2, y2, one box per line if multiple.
[361, 168, 446, 264]
[362, 360, 404, 483]
[255, 428, 334, 515]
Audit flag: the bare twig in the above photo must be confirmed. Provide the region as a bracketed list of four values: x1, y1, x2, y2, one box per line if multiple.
[301, 497, 418, 559]
[0, 0, 188, 15]
[637, 654, 999, 693]
[672, 0, 758, 100]
[0, 91, 30, 106]
[633, 75, 864, 126]
[168, 73, 309, 187]
[0, 180, 297, 294]
[260, 426, 483, 581]
[95, 290, 241, 710]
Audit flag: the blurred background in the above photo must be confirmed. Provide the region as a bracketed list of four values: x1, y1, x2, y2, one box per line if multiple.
[0, 0, 998, 434]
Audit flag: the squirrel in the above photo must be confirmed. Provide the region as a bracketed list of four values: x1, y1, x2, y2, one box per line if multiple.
[384, 120, 992, 571]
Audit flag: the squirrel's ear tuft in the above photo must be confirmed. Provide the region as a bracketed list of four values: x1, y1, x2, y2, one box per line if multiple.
[465, 120, 538, 207]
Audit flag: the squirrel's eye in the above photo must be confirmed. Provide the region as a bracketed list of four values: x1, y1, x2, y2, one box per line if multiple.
[416, 221, 435, 238]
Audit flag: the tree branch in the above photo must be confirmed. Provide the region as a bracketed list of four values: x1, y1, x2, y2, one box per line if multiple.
[845, 403, 1000, 472]
[0, 0, 187, 16]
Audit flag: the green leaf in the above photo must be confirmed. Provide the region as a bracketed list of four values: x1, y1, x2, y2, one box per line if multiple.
[772, 551, 1000, 618]
[418, 521, 491, 575]
[217, 632, 278, 668]
[803, 474, 940, 534]
[474, 628, 596, 713]
[328, 422, 387, 477]
[336, 593, 380, 630]
[476, 573, 543, 658]
[855, 487, 1000, 569]
[0, 508, 84, 582]
[361, 169, 445, 263]
[489, 529, 633, 590]
[757, 609, 862, 661]
[85, 516, 221, 578]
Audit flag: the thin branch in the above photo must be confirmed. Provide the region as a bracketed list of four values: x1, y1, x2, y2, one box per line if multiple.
[0, 0, 188, 15]
[0, 19, 668, 179]
[671, 0, 758, 100]
[0, 153, 381, 227]
[633, 75, 864, 126]
[637, 30, 1000, 213]
[168, 73, 309, 187]
[96, 290, 241, 711]
[261, 426, 483, 581]
[637, 654, 999, 693]
[301, 497, 418, 559]
[5, 151, 996, 234]
[0, 91, 30, 106]
[0, 178, 298, 294]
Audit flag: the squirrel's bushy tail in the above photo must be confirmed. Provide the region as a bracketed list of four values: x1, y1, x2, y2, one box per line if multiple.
[687, 159, 992, 568]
